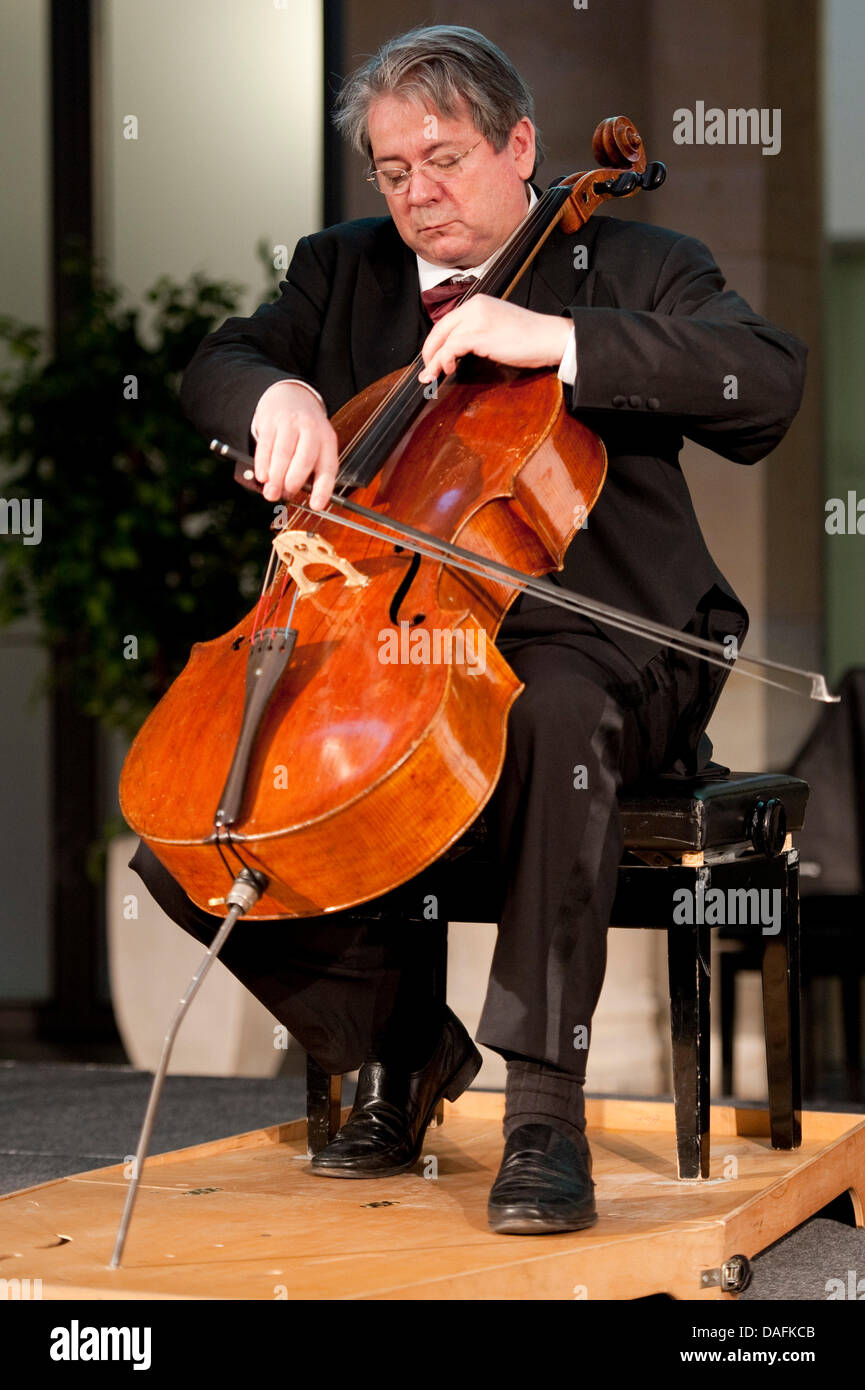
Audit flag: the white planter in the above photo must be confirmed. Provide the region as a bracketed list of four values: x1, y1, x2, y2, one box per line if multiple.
[446, 921, 507, 1090]
[107, 833, 284, 1077]
[446, 921, 668, 1095]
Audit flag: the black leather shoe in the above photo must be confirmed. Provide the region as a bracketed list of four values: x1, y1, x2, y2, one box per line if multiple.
[309, 1007, 482, 1178]
[487, 1123, 598, 1234]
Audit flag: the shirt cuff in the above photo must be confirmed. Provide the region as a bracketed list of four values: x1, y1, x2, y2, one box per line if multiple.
[556, 326, 578, 387]
[250, 378, 327, 442]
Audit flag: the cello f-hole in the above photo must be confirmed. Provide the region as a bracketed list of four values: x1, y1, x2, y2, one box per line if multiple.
[388, 550, 422, 626]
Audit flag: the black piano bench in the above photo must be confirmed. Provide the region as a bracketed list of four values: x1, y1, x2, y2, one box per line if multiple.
[305, 770, 809, 1181]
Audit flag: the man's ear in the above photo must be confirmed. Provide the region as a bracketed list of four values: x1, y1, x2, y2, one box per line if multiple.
[510, 117, 537, 180]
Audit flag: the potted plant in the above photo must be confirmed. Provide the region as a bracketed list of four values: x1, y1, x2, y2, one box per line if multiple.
[0, 247, 286, 1074]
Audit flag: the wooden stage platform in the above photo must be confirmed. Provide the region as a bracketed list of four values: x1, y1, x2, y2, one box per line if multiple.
[2, 1093, 864, 1301]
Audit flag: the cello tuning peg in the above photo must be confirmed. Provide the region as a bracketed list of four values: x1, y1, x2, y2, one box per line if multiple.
[640, 162, 667, 190]
[593, 170, 640, 197]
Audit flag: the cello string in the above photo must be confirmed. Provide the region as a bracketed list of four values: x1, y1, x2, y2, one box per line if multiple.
[283, 580, 299, 637]
[251, 548, 280, 641]
[251, 490, 309, 639]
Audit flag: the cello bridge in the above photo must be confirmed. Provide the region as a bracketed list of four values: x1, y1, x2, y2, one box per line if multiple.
[272, 529, 369, 596]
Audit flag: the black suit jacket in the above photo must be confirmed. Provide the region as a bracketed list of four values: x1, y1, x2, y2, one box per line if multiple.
[179, 202, 807, 755]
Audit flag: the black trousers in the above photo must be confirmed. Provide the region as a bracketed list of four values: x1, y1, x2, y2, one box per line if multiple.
[130, 599, 710, 1079]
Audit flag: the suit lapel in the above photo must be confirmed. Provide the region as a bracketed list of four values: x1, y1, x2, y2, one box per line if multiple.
[351, 220, 428, 386]
[512, 206, 607, 312]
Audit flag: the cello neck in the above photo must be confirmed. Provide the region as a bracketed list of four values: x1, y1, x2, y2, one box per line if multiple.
[470, 181, 574, 303]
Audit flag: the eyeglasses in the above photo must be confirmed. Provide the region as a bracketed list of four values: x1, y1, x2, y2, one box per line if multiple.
[366, 140, 483, 196]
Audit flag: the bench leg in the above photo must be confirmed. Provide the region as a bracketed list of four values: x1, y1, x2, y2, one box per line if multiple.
[842, 973, 863, 1103]
[428, 920, 450, 1129]
[761, 850, 802, 1149]
[719, 949, 737, 1096]
[668, 921, 711, 1179]
[306, 1054, 342, 1156]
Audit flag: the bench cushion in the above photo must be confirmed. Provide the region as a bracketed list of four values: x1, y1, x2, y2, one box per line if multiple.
[619, 772, 809, 851]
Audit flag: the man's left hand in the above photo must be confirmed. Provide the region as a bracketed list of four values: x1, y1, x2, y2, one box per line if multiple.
[417, 295, 573, 383]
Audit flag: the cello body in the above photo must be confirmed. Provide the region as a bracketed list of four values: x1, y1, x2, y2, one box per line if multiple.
[119, 359, 606, 918]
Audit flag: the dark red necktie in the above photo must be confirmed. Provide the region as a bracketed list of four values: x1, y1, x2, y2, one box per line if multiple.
[420, 274, 478, 322]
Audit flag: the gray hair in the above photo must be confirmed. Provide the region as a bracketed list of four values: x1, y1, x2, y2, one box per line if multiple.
[332, 25, 544, 175]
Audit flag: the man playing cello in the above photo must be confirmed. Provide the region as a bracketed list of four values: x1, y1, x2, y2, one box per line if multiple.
[132, 24, 806, 1234]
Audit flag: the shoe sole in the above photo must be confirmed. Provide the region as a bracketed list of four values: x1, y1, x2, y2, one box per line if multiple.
[309, 1041, 483, 1179]
[488, 1208, 598, 1235]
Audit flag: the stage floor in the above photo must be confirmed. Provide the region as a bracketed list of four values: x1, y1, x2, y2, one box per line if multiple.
[2, 1093, 864, 1300]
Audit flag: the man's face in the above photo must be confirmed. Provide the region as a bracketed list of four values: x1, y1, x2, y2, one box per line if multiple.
[366, 93, 536, 268]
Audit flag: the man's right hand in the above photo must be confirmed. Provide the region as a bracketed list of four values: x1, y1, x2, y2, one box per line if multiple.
[251, 381, 340, 511]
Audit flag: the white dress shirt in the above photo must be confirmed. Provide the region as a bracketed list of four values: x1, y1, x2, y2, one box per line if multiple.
[251, 182, 576, 439]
